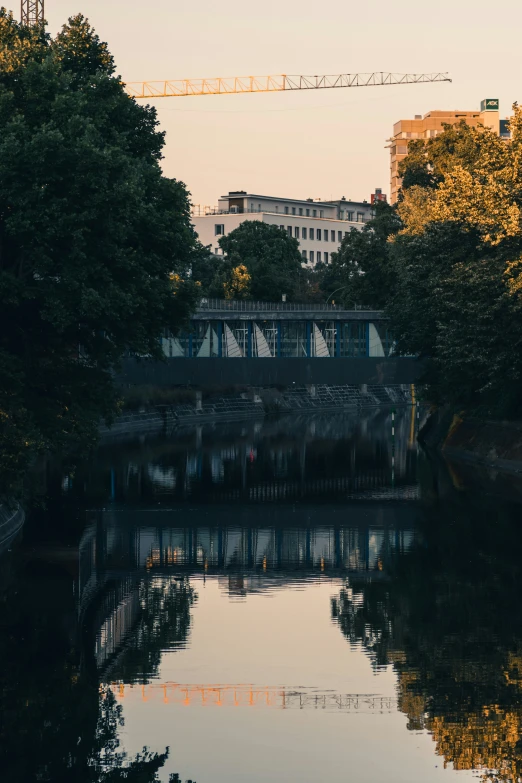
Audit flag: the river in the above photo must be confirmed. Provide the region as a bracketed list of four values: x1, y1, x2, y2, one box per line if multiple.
[2, 408, 522, 782]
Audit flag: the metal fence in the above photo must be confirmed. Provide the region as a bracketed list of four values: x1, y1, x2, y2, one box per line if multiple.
[197, 298, 376, 313]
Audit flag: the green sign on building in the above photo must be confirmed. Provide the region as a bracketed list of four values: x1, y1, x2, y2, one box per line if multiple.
[481, 98, 499, 112]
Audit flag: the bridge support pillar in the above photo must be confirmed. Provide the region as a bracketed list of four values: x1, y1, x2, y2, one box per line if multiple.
[307, 384, 317, 398]
[196, 391, 202, 411]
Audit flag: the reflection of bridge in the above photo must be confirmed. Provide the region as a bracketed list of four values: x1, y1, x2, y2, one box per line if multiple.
[78, 508, 420, 677]
[112, 682, 397, 713]
[81, 514, 418, 582]
[119, 300, 420, 386]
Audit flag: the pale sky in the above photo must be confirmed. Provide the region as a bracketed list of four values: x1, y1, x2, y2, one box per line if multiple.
[26, 0, 522, 207]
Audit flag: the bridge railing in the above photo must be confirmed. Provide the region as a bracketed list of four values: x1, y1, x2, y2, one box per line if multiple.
[197, 298, 374, 313]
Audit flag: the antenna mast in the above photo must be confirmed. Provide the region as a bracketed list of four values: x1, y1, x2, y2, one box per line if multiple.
[21, 1, 44, 25]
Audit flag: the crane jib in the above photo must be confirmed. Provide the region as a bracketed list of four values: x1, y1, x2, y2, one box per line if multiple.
[124, 72, 452, 100]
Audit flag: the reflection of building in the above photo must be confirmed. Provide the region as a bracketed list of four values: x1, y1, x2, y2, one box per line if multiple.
[389, 99, 511, 203]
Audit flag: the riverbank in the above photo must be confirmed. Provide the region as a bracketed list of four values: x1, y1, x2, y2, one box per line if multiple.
[101, 383, 414, 439]
[420, 408, 522, 475]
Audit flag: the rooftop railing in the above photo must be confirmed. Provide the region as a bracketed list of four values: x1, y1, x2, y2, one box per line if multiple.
[191, 207, 371, 223]
[197, 298, 376, 313]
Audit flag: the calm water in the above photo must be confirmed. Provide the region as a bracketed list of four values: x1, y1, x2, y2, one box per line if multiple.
[2, 409, 522, 782]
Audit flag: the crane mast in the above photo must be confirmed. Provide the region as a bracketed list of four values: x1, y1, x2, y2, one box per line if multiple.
[125, 72, 451, 100]
[21, 0, 44, 25]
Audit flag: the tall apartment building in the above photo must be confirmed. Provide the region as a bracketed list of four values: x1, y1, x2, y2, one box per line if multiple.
[389, 98, 511, 203]
[192, 190, 385, 265]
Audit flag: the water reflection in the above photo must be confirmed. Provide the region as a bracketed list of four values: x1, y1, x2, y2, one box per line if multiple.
[5, 411, 522, 781]
[66, 409, 418, 506]
[80, 506, 417, 683]
[331, 485, 522, 781]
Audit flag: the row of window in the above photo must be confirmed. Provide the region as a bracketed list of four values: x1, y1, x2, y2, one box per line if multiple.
[248, 203, 366, 221]
[301, 250, 329, 264]
[215, 218, 363, 240]
[253, 202, 326, 218]
[283, 226, 350, 243]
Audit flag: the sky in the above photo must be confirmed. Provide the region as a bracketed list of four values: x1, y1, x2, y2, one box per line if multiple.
[23, 0, 522, 208]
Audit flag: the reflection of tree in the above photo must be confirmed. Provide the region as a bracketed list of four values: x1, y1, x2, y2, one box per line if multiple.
[0, 556, 195, 781]
[331, 495, 522, 781]
[106, 576, 197, 684]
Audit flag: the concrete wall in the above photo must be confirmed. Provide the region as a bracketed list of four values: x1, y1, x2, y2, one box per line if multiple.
[118, 357, 421, 388]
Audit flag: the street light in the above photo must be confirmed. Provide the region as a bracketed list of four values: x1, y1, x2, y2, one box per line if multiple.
[325, 286, 358, 309]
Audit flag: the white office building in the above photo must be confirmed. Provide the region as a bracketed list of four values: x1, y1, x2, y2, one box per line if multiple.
[192, 190, 384, 265]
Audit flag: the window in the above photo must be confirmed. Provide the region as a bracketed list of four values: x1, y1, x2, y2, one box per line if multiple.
[302, 227, 307, 240]
[275, 205, 279, 212]
[324, 230, 329, 241]
[324, 252, 329, 263]
[250, 202, 254, 211]
[337, 231, 342, 242]
[215, 224, 224, 235]
[295, 227, 300, 239]
[309, 251, 314, 264]
[344, 232, 348, 238]
[340, 210, 344, 219]
[287, 226, 292, 236]
[299, 208, 303, 216]
[215, 247, 219, 254]
[397, 145, 408, 154]
[292, 207, 296, 215]
[317, 229, 322, 241]
[301, 249, 307, 260]
[317, 251, 321, 263]
[279, 225, 285, 231]
[306, 209, 310, 217]
[357, 212, 364, 223]
[347, 211, 354, 221]
[331, 230, 335, 241]
[313, 209, 317, 217]
[320, 210, 324, 218]
[285, 206, 289, 214]
[310, 228, 315, 240]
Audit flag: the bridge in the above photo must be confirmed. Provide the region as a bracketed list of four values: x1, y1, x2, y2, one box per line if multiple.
[119, 299, 420, 386]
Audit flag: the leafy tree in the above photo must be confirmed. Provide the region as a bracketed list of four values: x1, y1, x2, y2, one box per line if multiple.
[0, 11, 199, 494]
[398, 120, 487, 193]
[397, 118, 518, 245]
[328, 201, 402, 309]
[188, 243, 220, 296]
[385, 104, 522, 415]
[223, 263, 251, 299]
[216, 220, 304, 301]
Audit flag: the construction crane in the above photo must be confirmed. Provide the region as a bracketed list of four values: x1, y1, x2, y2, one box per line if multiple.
[18, 4, 451, 101]
[21, 0, 44, 26]
[125, 72, 451, 100]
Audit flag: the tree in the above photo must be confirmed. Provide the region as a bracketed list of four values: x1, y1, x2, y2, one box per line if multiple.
[216, 221, 304, 301]
[0, 12, 199, 493]
[386, 104, 522, 416]
[328, 201, 402, 309]
[223, 264, 251, 300]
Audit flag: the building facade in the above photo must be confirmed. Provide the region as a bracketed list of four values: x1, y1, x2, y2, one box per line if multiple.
[192, 190, 384, 265]
[389, 98, 511, 203]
